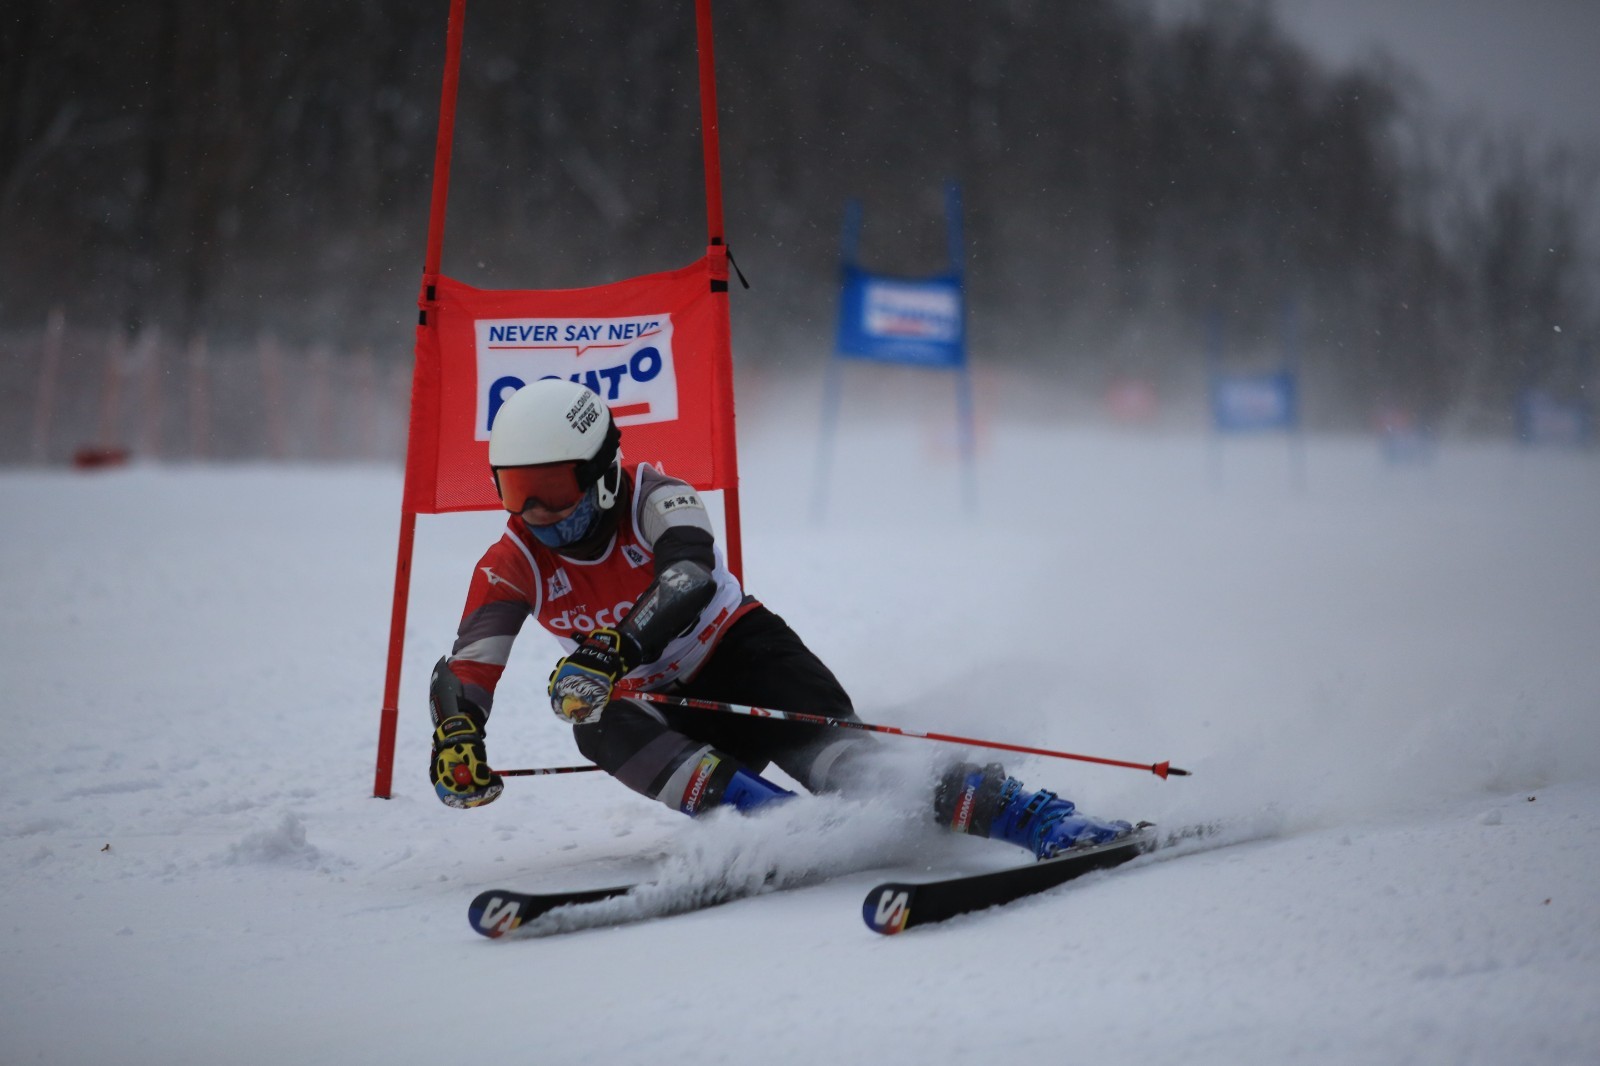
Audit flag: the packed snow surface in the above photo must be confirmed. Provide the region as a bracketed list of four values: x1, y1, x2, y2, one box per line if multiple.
[3, 391, 1598, 1065]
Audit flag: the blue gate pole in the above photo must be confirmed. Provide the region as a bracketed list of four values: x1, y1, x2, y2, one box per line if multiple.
[947, 181, 977, 514]
[945, 181, 963, 274]
[841, 197, 864, 267]
[956, 363, 978, 514]
[1206, 306, 1225, 490]
[814, 198, 866, 523]
[1283, 295, 1306, 492]
[811, 357, 845, 523]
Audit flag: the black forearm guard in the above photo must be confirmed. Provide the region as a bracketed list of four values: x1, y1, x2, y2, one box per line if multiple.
[618, 560, 717, 663]
[429, 656, 486, 732]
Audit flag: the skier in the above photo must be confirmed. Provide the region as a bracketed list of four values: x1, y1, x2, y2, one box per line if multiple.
[429, 377, 1131, 860]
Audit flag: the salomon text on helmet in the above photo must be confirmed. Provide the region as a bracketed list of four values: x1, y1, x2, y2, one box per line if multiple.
[489, 379, 623, 517]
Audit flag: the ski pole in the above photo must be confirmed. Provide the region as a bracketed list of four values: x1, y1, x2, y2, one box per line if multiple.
[494, 764, 603, 777]
[631, 692, 1190, 778]
[493, 695, 1190, 779]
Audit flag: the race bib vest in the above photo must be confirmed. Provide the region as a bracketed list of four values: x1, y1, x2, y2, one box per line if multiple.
[504, 474, 747, 690]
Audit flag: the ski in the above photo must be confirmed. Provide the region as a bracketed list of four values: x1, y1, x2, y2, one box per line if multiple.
[468, 865, 839, 938]
[473, 823, 1226, 938]
[863, 826, 1161, 935]
[469, 883, 634, 938]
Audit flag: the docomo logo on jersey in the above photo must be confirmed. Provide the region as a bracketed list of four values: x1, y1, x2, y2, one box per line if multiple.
[474, 314, 680, 439]
[548, 602, 635, 635]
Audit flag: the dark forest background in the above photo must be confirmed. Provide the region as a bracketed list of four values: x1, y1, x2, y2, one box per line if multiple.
[3, 0, 1597, 437]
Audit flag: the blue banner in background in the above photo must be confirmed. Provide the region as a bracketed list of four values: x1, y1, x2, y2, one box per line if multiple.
[1204, 302, 1305, 490]
[817, 181, 977, 519]
[1515, 388, 1593, 446]
[836, 266, 966, 368]
[1210, 369, 1299, 432]
[834, 182, 967, 369]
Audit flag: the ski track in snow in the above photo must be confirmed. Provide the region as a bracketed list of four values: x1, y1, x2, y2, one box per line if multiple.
[3, 397, 1598, 1065]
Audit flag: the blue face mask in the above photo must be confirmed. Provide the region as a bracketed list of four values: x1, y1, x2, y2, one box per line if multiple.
[524, 485, 602, 548]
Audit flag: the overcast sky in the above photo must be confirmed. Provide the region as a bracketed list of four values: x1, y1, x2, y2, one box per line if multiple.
[1270, 0, 1600, 152]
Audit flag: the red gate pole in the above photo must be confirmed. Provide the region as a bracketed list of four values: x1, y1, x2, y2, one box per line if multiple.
[694, 0, 726, 245]
[693, 0, 744, 582]
[374, 0, 469, 798]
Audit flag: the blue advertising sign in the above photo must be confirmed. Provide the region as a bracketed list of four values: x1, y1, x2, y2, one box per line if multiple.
[816, 182, 977, 518]
[836, 266, 965, 368]
[1516, 388, 1593, 446]
[1204, 303, 1305, 490]
[1211, 370, 1299, 432]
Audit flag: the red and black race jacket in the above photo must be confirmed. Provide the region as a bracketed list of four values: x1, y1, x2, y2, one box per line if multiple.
[446, 463, 752, 711]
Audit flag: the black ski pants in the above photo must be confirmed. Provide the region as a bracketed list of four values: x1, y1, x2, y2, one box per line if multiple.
[572, 605, 872, 806]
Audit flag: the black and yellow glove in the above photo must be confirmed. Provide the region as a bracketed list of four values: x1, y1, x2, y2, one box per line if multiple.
[427, 656, 502, 808]
[431, 709, 503, 808]
[548, 627, 637, 725]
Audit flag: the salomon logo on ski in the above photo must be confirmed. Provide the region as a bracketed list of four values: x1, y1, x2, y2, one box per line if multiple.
[472, 895, 525, 938]
[468, 883, 636, 939]
[866, 889, 911, 934]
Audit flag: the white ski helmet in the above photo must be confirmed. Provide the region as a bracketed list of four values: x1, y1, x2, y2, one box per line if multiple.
[488, 378, 622, 510]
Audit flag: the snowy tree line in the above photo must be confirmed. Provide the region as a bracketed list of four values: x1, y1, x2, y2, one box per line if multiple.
[2, 0, 1596, 439]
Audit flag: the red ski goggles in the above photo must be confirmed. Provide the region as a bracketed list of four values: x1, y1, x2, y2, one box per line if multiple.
[493, 462, 585, 515]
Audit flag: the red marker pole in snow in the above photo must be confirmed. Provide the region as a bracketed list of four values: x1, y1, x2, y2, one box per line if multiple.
[496, 693, 1190, 780]
[373, 0, 466, 800]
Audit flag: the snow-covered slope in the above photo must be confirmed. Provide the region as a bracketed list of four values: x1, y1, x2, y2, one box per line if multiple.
[3, 388, 1597, 1065]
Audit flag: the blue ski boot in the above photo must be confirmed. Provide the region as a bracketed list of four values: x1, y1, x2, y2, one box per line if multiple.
[675, 750, 794, 816]
[936, 762, 1133, 859]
